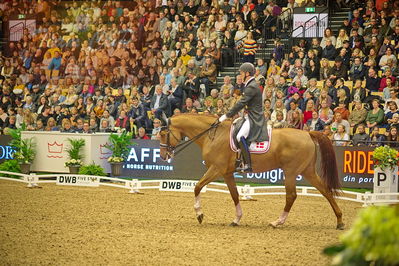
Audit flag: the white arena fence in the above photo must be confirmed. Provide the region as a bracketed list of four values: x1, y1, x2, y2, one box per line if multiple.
[0, 171, 398, 206]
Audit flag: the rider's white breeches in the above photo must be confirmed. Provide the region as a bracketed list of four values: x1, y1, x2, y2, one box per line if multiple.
[236, 119, 250, 142]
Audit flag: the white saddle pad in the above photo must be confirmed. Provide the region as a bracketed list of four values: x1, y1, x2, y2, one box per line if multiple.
[229, 125, 272, 154]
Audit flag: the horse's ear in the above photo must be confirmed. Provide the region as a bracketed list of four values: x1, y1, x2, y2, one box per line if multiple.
[161, 112, 169, 126]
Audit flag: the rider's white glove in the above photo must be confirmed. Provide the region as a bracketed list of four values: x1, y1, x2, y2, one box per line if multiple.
[219, 114, 227, 123]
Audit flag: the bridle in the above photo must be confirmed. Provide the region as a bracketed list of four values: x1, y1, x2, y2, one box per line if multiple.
[159, 125, 181, 159]
[159, 119, 219, 159]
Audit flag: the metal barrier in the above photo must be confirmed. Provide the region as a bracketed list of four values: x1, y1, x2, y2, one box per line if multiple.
[291, 6, 330, 39]
[8, 20, 36, 42]
[331, 139, 399, 147]
[1, 171, 398, 206]
[9, 21, 25, 42]
[276, 7, 293, 36]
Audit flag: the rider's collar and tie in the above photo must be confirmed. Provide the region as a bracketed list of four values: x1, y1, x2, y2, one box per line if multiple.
[244, 76, 255, 87]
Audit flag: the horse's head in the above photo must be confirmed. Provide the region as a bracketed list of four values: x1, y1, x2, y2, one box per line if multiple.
[158, 119, 182, 161]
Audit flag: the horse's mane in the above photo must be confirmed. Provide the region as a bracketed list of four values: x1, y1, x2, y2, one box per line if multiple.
[171, 113, 220, 124]
[172, 114, 298, 132]
[172, 113, 219, 119]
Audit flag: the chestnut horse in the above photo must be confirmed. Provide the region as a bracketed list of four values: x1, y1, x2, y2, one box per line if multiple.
[159, 114, 344, 230]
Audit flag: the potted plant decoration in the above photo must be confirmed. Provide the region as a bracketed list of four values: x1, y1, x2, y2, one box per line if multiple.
[105, 131, 133, 176]
[64, 138, 85, 174]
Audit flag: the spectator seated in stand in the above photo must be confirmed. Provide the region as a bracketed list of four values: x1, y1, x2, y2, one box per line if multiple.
[369, 126, 386, 147]
[136, 127, 150, 140]
[150, 85, 169, 121]
[365, 99, 385, 129]
[386, 126, 399, 148]
[333, 124, 350, 146]
[306, 111, 325, 131]
[352, 123, 370, 146]
[198, 57, 217, 97]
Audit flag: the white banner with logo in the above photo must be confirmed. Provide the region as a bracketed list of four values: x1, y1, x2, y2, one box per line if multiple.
[56, 175, 100, 187]
[159, 180, 207, 192]
[21, 132, 111, 173]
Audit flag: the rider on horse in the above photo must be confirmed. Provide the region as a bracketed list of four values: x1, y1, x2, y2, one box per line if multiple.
[219, 62, 268, 172]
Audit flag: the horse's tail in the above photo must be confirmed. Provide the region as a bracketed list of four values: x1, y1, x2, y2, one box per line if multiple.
[309, 131, 341, 196]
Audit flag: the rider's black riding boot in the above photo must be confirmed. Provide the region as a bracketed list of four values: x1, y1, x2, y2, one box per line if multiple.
[236, 137, 252, 173]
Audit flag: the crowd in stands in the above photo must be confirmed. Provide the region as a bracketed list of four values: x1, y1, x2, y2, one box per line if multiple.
[0, 0, 399, 147]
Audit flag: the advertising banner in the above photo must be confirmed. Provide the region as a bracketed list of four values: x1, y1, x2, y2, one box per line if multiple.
[233, 169, 309, 186]
[159, 180, 206, 192]
[0, 135, 14, 163]
[122, 141, 384, 190]
[122, 140, 207, 179]
[56, 175, 100, 187]
[21, 131, 111, 173]
[335, 146, 375, 189]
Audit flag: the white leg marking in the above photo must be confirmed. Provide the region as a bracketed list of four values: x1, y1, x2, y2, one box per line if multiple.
[233, 203, 243, 224]
[278, 211, 289, 224]
[270, 211, 289, 228]
[194, 195, 202, 215]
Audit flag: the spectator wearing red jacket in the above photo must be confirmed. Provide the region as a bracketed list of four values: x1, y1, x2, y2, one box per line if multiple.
[136, 127, 150, 140]
[115, 111, 129, 129]
[379, 68, 397, 91]
[303, 99, 315, 124]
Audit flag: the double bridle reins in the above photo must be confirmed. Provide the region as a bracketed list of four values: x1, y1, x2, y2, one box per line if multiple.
[159, 120, 219, 158]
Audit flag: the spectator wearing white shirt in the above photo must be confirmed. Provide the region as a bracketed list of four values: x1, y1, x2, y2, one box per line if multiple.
[292, 68, 308, 87]
[331, 112, 350, 135]
[333, 124, 350, 146]
[151, 119, 162, 140]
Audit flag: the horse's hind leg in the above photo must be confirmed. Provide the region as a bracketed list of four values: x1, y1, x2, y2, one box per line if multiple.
[270, 171, 297, 228]
[224, 173, 242, 226]
[194, 165, 220, 224]
[302, 168, 344, 230]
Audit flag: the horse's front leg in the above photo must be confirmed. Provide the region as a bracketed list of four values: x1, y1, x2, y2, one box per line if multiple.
[224, 174, 242, 226]
[270, 171, 297, 228]
[194, 165, 219, 224]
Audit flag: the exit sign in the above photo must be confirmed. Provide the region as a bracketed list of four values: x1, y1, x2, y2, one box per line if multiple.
[305, 7, 315, 12]
[18, 14, 26, 19]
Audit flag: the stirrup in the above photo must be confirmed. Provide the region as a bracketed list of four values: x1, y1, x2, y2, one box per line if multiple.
[236, 164, 252, 173]
[235, 158, 242, 169]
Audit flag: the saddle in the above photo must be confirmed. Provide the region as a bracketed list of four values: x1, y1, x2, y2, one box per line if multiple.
[230, 118, 272, 154]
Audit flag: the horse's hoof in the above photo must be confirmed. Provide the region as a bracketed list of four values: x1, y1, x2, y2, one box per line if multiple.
[269, 221, 282, 228]
[269, 222, 277, 228]
[229, 222, 239, 227]
[336, 223, 345, 230]
[197, 214, 204, 224]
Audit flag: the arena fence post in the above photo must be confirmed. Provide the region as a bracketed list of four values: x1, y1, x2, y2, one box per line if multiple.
[26, 173, 39, 188]
[356, 193, 364, 204]
[240, 184, 255, 201]
[128, 179, 141, 194]
[362, 191, 372, 207]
